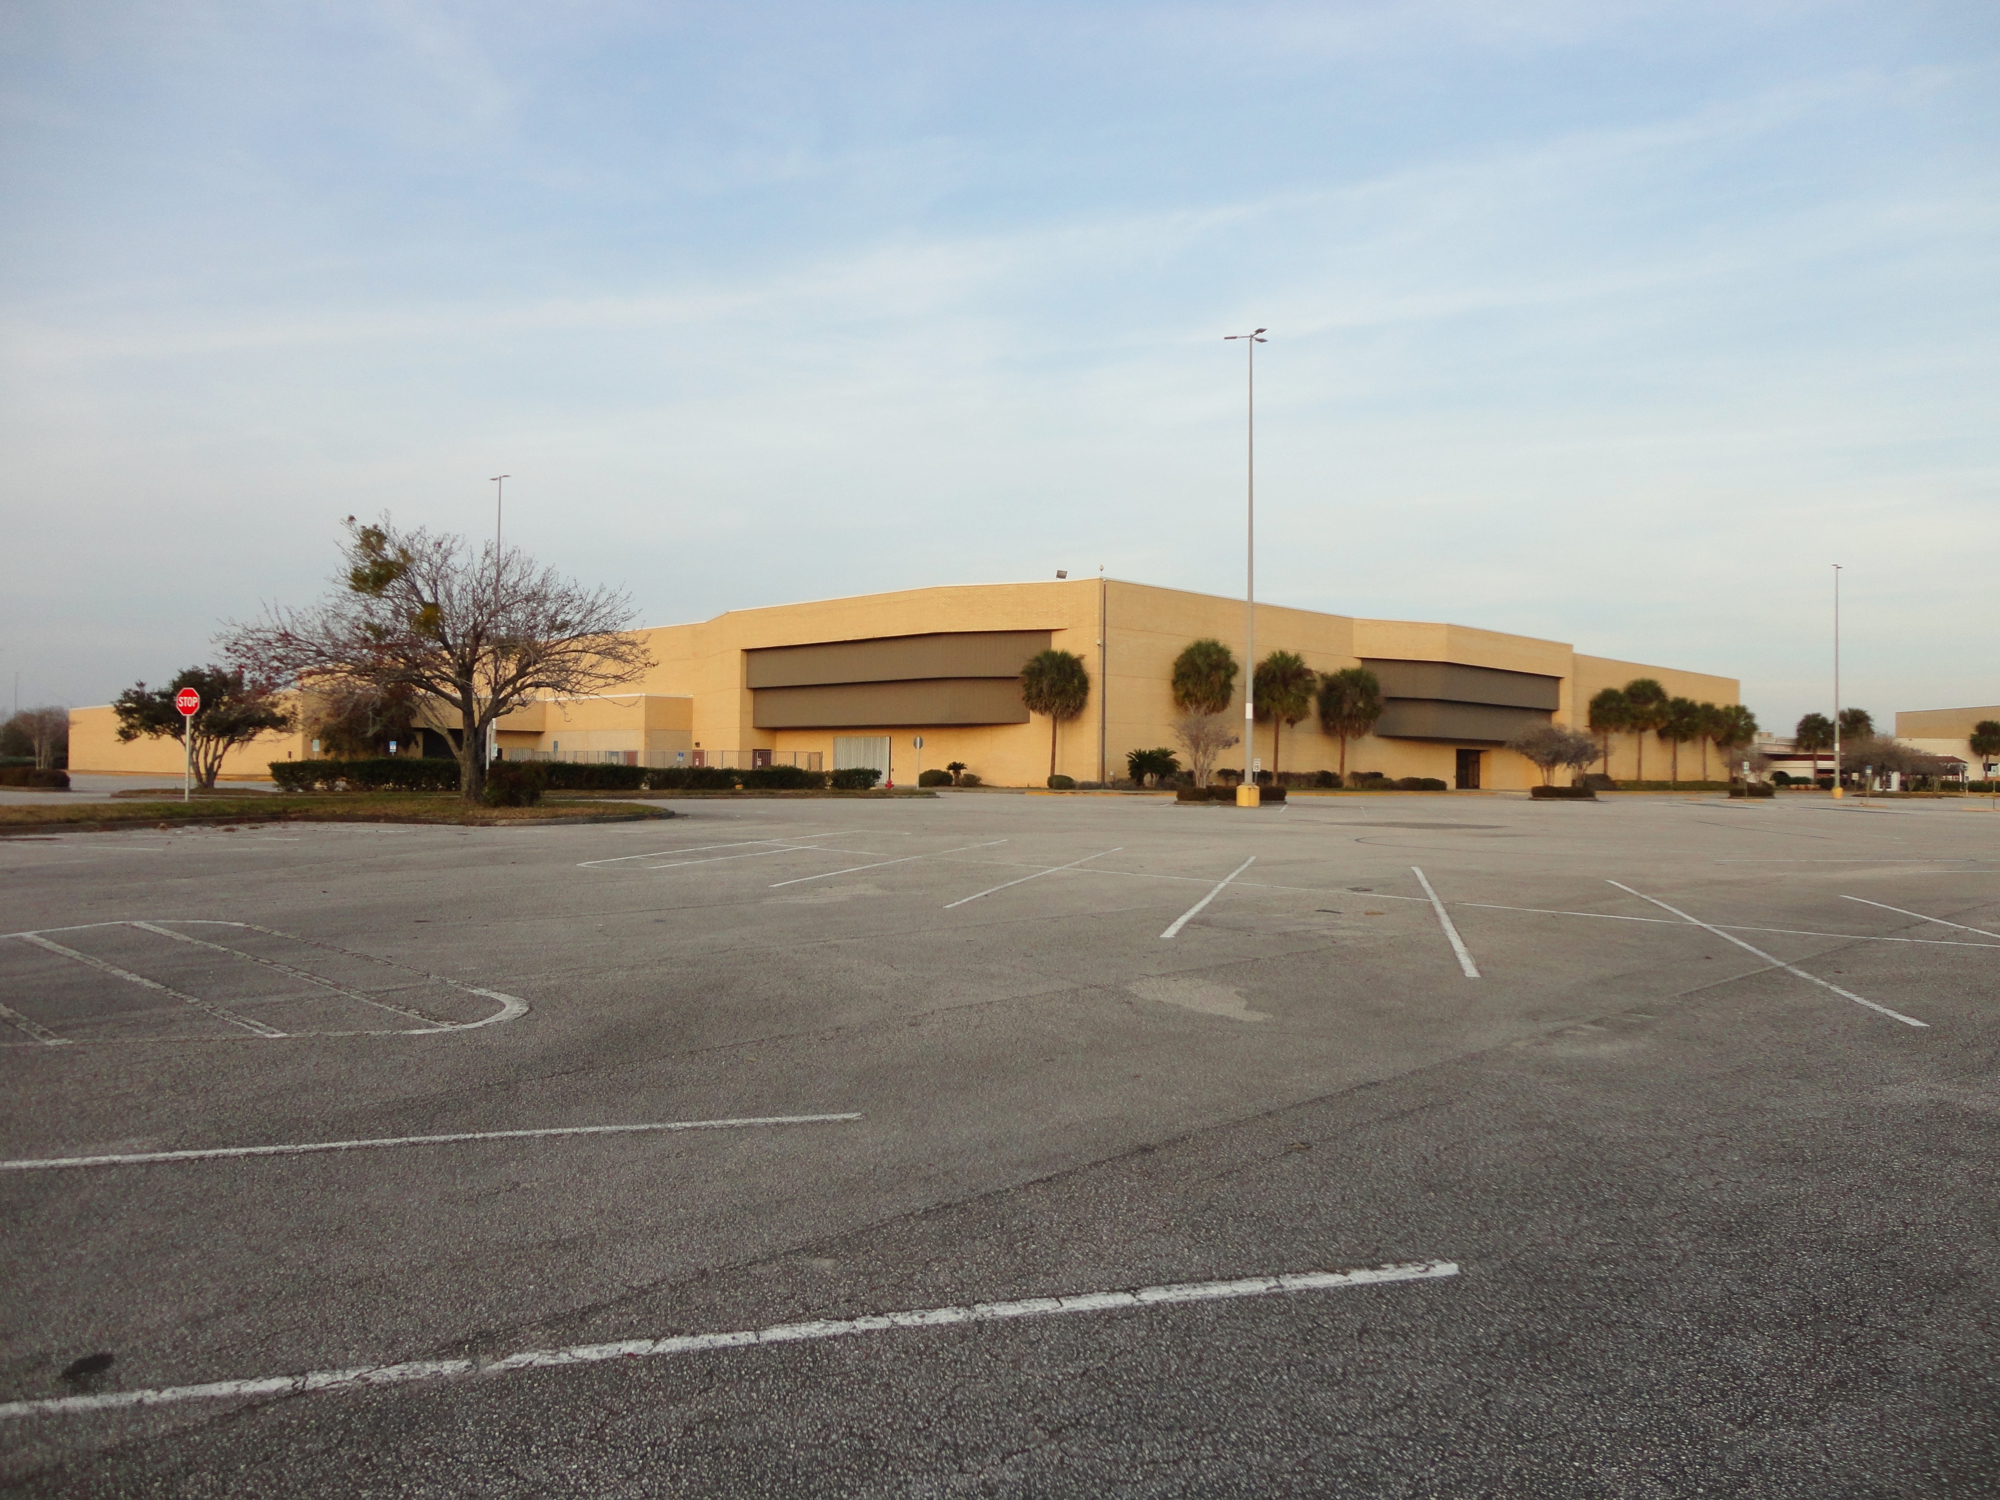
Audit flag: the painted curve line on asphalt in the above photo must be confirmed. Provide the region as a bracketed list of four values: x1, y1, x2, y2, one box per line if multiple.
[0, 1260, 1458, 1421]
[0, 921, 528, 1042]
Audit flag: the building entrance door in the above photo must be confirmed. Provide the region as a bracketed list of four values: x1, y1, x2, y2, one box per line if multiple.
[1455, 748, 1482, 789]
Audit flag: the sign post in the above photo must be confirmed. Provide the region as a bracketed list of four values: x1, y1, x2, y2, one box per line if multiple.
[175, 688, 201, 802]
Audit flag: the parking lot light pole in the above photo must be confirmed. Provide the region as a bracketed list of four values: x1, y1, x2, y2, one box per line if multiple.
[1225, 328, 1267, 808]
[488, 475, 509, 767]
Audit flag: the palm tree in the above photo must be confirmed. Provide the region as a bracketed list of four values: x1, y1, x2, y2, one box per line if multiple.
[1622, 678, 1669, 784]
[1253, 651, 1315, 781]
[1794, 712, 1834, 781]
[1970, 720, 2000, 801]
[1316, 667, 1384, 780]
[1711, 703, 1760, 780]
[1587, 687, 1629, 780]
[1019, 649, 1091, 781]
[1659, 697, 1703, 786]
[1838, 707, 1874, 741]
[1695, 701, 1727, 781]
[1170, 639, 1238, 714]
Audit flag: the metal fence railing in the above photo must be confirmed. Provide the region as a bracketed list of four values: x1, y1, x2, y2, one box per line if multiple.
[656, 750, 823, 771]
[500, 748, 824, 772]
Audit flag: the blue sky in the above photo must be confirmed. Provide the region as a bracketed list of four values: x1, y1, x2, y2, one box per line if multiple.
[3, 2, 1996, 732]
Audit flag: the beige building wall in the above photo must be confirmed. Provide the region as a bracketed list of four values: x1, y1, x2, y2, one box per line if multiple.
[1895, 706, 2000, 775]
[493, 694, 693, 760]
[68, 703, 310, 780]
[66, 579, 1740, 790]
[603, 579, 1738, 790]
[1572, 654, 1745, 784]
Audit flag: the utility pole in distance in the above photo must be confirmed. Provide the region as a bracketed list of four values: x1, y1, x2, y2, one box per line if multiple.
[1831, 563, 1843, 798]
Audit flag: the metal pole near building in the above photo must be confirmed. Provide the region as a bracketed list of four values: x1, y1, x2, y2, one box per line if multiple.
[1224, 328, 1267, 808]
[1097, 565, 1107, 786]
[1831, 563, 1843, 799]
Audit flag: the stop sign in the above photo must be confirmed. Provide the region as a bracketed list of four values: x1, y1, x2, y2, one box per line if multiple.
[175, 688, 201, 717]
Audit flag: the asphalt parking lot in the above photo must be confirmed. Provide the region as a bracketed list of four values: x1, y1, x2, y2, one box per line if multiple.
[2, 790, 1995, 1497]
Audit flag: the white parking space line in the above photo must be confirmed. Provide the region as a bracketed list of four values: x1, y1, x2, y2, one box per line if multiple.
[0, 1002, 67, 1046]
[1458, 902, 2000, 949]
[0, 1259, 1456, 1421]
[1606, 881, 1928, 1028]
[944, 849, 1123, 909]
[0, 1112, 862, 1172]
[770, 839, 1009, 888]
[646, 840, 859, 871]
[1160, 856, 1256, 938]
[128, 922, 449, 1028]
[1411, 867, 1480, 978]
[10, 933, 287, 1038]
[1840, 895, 2000, 940]
[578, 837, 834, 869]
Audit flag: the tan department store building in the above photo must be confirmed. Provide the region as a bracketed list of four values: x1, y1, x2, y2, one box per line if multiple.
[69, 578, 1738, 789]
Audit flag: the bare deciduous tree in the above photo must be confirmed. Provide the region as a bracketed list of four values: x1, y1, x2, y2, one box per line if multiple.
[1506, 725, 1602, 786]
[5, 706, 71, 771]
[1172, 711, 1239, 789]
[226, 516, 653, 801]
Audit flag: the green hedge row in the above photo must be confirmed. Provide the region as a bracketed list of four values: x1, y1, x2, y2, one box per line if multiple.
[270, 758, 463, 792]
[270, 758, 885, 794]
[0, 766, 69, 788]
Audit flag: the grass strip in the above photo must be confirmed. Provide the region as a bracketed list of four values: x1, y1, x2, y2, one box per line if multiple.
[545, 789, 939, 800]
[0, 797, 676, 834]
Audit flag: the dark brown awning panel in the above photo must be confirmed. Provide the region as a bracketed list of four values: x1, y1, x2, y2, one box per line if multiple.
[1373, 700, 1552, 745]
[1359, 659, 1561, 711]
[746, 631, 1052, 689]
[753, 678, 1031, 729]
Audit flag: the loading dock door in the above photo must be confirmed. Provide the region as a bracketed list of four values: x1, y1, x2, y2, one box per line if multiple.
[1455, 748, 1482, 790]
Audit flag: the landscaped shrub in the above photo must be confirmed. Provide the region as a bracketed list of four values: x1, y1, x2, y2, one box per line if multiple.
[1047, 774, 1076, 789]
[1730, 783, 1777, 799]
[0, 767, 68, 788]
[958, 773, 982, 787]
[1126, 747, 1180, 786]
[482, 762, 547, 807]
[1420, 777, 1448, 791]
[829, 767, 882, 790]
[642, 765, 740, 791]
[1530, 785, 1596, 800]
[270, 757, 462, 793]
[739, 765, 826, 790]
[541, 762, 648, 791]
[918, 769, 954, 787]
[1348, 771, 1387, 788]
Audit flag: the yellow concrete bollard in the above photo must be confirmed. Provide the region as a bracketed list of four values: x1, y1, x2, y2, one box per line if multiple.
[1236, 784, 1261, 807]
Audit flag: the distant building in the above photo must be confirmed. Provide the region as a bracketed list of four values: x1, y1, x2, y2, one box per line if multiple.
[1896, 705, 2000, 779]
[68, 578, 1739, 789]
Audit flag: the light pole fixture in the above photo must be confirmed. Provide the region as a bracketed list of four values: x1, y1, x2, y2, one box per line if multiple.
[1224, 328, 1267, 807]
[1831, 563, 1842, 798]
[491, 475, 510, 558]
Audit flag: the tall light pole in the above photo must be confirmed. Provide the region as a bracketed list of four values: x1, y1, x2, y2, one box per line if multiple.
[488, 475, 510, 768]
[1831, 563, 1843, 799]
[1225, 327, 1267, 807]
[491, 475, 510, 561]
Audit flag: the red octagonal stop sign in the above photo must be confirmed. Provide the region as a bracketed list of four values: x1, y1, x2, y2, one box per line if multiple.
[175, 688, 201, 717]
